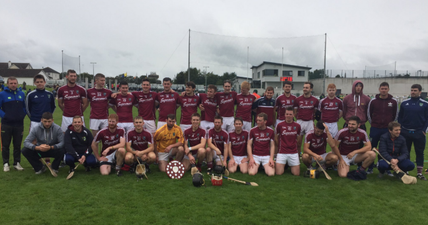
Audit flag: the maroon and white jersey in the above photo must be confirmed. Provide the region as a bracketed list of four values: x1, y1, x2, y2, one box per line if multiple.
[208, 128, 229, 154]
[199, 93, 218, 122]
[216, 91, 237, 117]
[335, 128, 369, 155]
[319, 97, 343, 123]
[249, 126, 274, 156]
[109, 93, 135, 123]
[178, 95, 200, 125]
[184, 127, 206, 153]
[276, 94, 297, 120]
[229, 130, 248, 156]
[132, 91, 157, 121]
[86, 88, 112, 119]
[126, 128, 153, 151]
[294, 96, 319, 121]
[235, 94, 256, 122]
[57, 85, 87, 117]
[94, 127, 125, 156]
[305, 130, 328, 155]
[156, 91, 179, 122]
[276, 121, 301, 154]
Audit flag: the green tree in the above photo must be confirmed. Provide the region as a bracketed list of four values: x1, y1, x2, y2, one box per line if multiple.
[308, 69, 325, 80]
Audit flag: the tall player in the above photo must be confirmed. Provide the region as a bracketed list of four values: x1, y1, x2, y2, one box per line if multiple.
[275, 107, 301, 176]
[248, 113, 275, 176]
[124, 116, 156, 173]
[235, 81, 256, 131]
[91, 114, 126, 176]
[275, 81, 296, 126]
[318, 83, 343, 138]
[252, 87, 275, 127]
[109, 80, 135, 132]
[335, 116, 375, 179]
[132, 79, 158, 135]
[57, 69, 88, 132]
[227, 117, 249, 174]
[217, 80, 237, 133]
[86, 73, 113, 137]
[153, 114, 185, 172]
[199, 85, 218, 132]
[302, 121, 339, 170]
[178, 81, 200, 132]
[156, 77, 179, 129]
[182, 113, 206, 171]
[207, 115, 229, 171]
[294, 82, 319, 154]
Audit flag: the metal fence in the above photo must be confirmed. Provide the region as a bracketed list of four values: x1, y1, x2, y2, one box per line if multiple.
[326, 70, 428, 78]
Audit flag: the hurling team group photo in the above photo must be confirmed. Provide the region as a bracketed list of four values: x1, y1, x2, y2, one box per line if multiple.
[1, 69, 428, 185]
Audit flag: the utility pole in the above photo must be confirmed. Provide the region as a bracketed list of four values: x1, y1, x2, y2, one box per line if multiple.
[204, 66, 209, 92]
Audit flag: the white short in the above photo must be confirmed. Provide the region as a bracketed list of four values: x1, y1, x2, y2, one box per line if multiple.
[221, 117, 235, 133]
[143, 120, 156, 134]
[338, 154, 360, 166]
[276, 153, 300, 166]
[29, 121, 40, 132]
[232, 155, 248, 165]
[275, 119, 284, 127]
[117, 122, 133, 132]
[297, 119, 314, 135]
[252, 155, 270, 166]
[90, 119, 108, 131]
[243, 121, 252, 131]
[158, 152, 171, 162]
[310, 152, 329, 164]
[61, 116, 84, 132]
[180, 124, 192, 132]
[324, 122, 338, 139]
[100, 150, 117, 165]
[200, 121, 214, 132]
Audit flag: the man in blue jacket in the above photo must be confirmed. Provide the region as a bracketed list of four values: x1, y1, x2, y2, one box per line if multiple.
[397, 84, 428, 180]
[378, 121, 415, 178]
[0, 77, 26, 172]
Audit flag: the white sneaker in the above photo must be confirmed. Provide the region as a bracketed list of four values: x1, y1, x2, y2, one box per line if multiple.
[14, 162, 24, 171]
[3, 163, 10, 172]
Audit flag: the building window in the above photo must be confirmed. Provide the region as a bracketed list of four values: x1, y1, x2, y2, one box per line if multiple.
[257, 72, 260, 79]
[252, 80, 261, 88]
[282, 70, 293, 76]
[263, 69, 278, 76]
[298, 71, 305, 76]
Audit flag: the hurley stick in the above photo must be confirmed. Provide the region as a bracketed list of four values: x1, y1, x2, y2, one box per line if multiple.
[314, 158, 332, 180]
[38, 153, 57, 177]
[66, 164, 79, 180]
[372, 148, 416, 185]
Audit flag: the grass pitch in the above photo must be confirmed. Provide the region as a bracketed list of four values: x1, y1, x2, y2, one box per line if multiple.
[0, 86, 427, 225]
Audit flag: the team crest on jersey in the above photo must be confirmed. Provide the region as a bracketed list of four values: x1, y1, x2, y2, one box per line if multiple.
[335, 102, 338, 106]
[18, 96, 22, 99]
[128, 98, 132, 101]
[76, 90, 79, 94]
[271, 102, 273, 105]
[143, 136, 146, 140]
[173, 133, 175, 136]
[149, 94, 152, 97]
[310, 101, 313, 104]
[194, 99, 197, 102]
[104, 92, 106, 96]
[420, 103, 423, 107]
[197, 133, 200, 136]
[116, 134, 119, 138]
[171, 94, 174, 97]
[266, 133, 269, 136]
[357, 137, 360, 141]
[242, 135, 245, 140]
[292, 100, 294, 103]
[294, 126, 296, 130]
[220, 136, 223, 140]
[48, 95, 51, 98]
[83, 137, 86, 141]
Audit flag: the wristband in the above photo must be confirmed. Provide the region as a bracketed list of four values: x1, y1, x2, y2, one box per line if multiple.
[189, 147, 192, 151]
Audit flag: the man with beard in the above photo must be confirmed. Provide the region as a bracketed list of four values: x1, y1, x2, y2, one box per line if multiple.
[182, 113, 206, 171]
[57, 69, 88, 132]
[22, 112, 65, 176]
[207, 115, 229, 172]
[153, 114, 185, 172]
[64, 116, 96, 174]
[335, 116, 375, 180]
[227, 117, 249, 174]
[275, 81, 296, 127]
[294, 82, 319, 155]
[124, 116, 155, 173]
[398, 84, 428, 180]
[248, 113, 275, 176]
[86, 73, 113, 137]
[178, 82, 200, 132]
[199, 85, 218, 132]
[216, 80, 237, 133]
[235, 81, 256, 131]
[156, 77, 179, 129]
[109, 81, 135, 132]
[132, 78, 158, 135]
[91, 114, 126, 176]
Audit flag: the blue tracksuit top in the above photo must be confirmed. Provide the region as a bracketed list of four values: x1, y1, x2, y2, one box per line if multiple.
[398, 97, 428, 132]
[0, 86, 27, 126]
[25, 88, 56, 122]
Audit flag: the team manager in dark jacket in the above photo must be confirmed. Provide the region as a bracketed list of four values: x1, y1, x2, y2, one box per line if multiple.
[378, 121, 414, 176]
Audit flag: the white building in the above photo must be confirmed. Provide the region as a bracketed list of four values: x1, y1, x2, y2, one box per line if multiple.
[251, 61, 311, 95]
[0, 61, 61, 85]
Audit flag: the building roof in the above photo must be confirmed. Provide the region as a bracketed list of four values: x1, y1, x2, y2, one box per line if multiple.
[0, 62, 33, 69]
[236, 76, 252, 80]
[42, 67, 60, 74]
[0, 69, 43, 78]
[251, 61, 311, 70]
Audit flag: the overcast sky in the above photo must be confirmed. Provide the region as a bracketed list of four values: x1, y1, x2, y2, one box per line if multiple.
[1, 0, 427, 79]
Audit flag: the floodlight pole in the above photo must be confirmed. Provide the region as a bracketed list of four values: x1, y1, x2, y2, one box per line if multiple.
[246, 46, 249, 81]
[281, 47, 284, 90]
[188, 29, 191, 83]
[323, 33, 327, 95]
[204, 66, 209, 92]
[90, 62, 96, 77]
